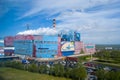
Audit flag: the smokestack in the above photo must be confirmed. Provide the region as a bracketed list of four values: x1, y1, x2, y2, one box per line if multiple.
[53, 19, 56, 28]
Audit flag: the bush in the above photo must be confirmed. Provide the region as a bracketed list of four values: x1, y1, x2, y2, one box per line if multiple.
[28, 63, 38, 72]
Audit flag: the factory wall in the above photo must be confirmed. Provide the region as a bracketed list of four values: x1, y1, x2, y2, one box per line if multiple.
[4, 36, 14, 47]
[0, 47, 4, 57]
[0, 39, 4, 56]
[4, 37, 15, 56]
[4, 47, 14, 56]
[57, 37, 62, 57]
[61, 31, 80, 41]
[75, 41, 84, 54]
[61, 41, 75, 56]
[14, 40, 33, 57]
[35, 35, 59, 58]
[14, 35, 34, 40]
[14, 35, 34, 57]
[84, 44, 96, 53]
[13, 35, 61, 58]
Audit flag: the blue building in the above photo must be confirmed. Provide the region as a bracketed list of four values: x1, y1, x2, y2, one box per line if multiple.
[7, 31, 81, 58]
[14, 35, 61, 58]
[61, 31, 80, 41]
[35, 35, 59, 58]
[14, 40, 34, 57]
[60, 31, 81, 56]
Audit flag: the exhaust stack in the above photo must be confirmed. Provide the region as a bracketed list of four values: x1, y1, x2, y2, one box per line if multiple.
[53, 19, 56, 28]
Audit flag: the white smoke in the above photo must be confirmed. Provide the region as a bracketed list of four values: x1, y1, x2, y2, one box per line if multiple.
[17, 25, 91, 35]
[17, 27, 60, 35]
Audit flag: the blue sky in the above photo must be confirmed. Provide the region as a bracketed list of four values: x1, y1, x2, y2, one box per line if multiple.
[0, 0, 120, 44]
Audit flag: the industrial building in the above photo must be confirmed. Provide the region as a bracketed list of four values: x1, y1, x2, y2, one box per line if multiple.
[3, 19, 95, 58]
[4, 31, 95, 58]
[13, 35, 61, 58]
[60, 31, 81, 56]
[4, 36, 14, 56]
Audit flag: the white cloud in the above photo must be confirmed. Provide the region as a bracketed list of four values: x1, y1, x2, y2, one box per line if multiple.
[16, 0, 120, 44]
[18, 0, 117, 19]
[0, 40, 4, 43]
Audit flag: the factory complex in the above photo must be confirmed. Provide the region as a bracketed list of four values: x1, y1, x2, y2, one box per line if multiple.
[0, 19, 95, 59]
[2, 31, 95, 59]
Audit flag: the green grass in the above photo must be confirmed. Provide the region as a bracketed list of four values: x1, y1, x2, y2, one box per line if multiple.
[93, 61, 120, 68]
[0, 67, 71, 80]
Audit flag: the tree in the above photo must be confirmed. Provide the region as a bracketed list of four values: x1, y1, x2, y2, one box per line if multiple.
[96, 69, 106, 80]
[80, 49, 84, 54]
[53, 64, 65, 77]
[28, 63, 38, 72]
[39, 65, 47, 74]
[64, 67, 72, 78]
[106, 71, 120, 80]
[71, 64, 87, 80]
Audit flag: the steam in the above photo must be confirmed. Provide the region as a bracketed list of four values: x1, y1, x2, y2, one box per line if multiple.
[17, 27, 60, 35]
[17, 24, 91, 35]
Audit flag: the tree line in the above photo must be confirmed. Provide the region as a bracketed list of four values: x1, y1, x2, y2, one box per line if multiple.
[96, 69, 120, 80]
[94, 50, 120, 62]
[0, 61, 87, 80]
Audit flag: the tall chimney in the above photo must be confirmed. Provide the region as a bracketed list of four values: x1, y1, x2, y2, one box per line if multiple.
[53, 19, 56, 28]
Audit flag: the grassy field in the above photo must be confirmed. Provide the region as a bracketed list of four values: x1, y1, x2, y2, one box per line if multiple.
[0, 67, 71, 80]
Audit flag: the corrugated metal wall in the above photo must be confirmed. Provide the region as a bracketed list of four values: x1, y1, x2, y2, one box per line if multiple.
[75, 41, 84, 54]
[84, 44, 96, 53]
[35, 35, 59, 58]
[4, 36, 14, 47]
[0, 47, 4, 54]
[4, 49, 14, 56]
[62, 51, 75, 56]
[57, 37, 62, 57]
[14, 40, 33, 57]
[14, 35, 34, 40]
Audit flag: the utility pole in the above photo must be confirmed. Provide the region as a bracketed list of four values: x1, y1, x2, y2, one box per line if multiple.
[26, 24, 30, 30]
[90, 52, 93, 62]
